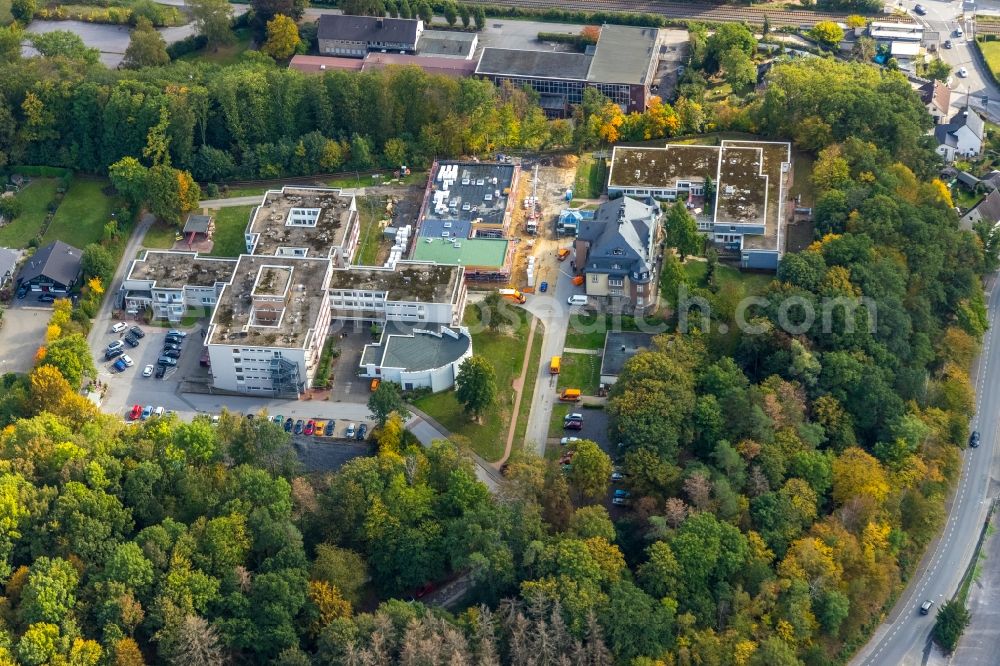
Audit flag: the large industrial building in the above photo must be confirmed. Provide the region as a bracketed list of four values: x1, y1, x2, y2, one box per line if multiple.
[475, 24, 662, 117]
[607, 140, 792, 270]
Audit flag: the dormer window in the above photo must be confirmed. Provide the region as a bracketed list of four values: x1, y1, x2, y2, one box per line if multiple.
[612, 248, 624, 256]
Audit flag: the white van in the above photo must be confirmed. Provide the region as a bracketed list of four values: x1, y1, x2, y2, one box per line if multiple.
[567, 295, 588, 306]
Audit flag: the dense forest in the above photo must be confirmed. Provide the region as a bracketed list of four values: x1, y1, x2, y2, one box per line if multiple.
[0, 24, 991, 664]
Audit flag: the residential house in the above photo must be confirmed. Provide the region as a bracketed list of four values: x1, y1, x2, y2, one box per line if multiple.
[574, 196, 661, 314]
[17, 240, 82, 294]
[121, 251, 236, 322]
[960, 189, 1000, 230]
[918, 79, 951, 124]
[935, 107, 985, 161]
[318, 15, 423, 58]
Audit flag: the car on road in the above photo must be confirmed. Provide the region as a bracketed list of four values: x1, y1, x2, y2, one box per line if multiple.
[944, 39, 953, 48]
[304, 420, 316, 436]
[142, 364, 154, 377]
[157, 356, 177, 366]
[914, 3, 926, 14]
[560, 436, 579, 446]
[129, 404, 142, 420]
[112, 322, 128, 333]
[970, 430, 980, 448]
[129, 326, 145, 338]
[162, 349, 181, 359]
[293, 419, 304, 434]
[141, 405, 153, 420]
[284, 417, 294, 432]
[959, 67, 969, 78]
[314, 420, 326, 436]
[155, 364, 166, 378]
[38, 294, 55, 303]
[123, 334, 140, 347]
[539, 281, 548, 292]
[357, 424, 368, 440]
[325, 420, 336, 437]
[346, 423, 357, 438]
[121, 354, 134, 367]
[920, 599, 934, 615]
[113, 358, 128, 372]
[105, 347, 124, 361]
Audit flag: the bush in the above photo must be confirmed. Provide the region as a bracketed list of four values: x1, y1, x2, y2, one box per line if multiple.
[933, 600, 970, 653]
[167, 34, 208, 59]
[0, 197, 23, 221]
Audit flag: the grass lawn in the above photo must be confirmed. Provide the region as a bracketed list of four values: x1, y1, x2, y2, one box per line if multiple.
[354, 195, 387, 266]
[0, 179, 58, 248]
[413, 305, 535, 462]
[143, 221, 179, 250]
[557, 353, 601, 395]
[180, 28, 253, 66]
[206, 206, 252, 257]
[683, 260, 773, 295]
[978, 39, 1000, 79]
[573, 154, 608, 199]
[0, 0, 11, 25]
[564, 312, 647, 351]
[218, 186, 266, 199]
[955, 187, 984, 211]
[548, 402, 572, 439]
[43, 179, 113, 248]
[790, 150, 816, 208]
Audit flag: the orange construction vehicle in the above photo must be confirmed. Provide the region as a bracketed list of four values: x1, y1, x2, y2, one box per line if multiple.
[498, 288, 526, 304]
[557, 248, 571, 261]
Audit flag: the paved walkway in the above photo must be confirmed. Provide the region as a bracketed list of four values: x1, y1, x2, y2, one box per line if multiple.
[198, 188, 366, 209]
[498, 315, 539, 465]
[563, 347, 601, 355]
[406, 406, 501, 492]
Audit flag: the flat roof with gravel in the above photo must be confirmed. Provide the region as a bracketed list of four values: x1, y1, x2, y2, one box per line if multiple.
[327, 262, 462, 303]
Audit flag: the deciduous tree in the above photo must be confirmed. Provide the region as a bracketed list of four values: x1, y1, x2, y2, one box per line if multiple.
[665, 201, 702, 261]
[566, 439, 612, 501]
[188, 0, 234, 47]
[455, 355, 497, 421]
[262, 14, 301, 60]
[123, 17, 169, 69]
[367, 381, 409, 426]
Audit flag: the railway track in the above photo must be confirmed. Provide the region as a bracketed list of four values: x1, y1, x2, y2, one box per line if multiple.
[466, 0, 916, 27]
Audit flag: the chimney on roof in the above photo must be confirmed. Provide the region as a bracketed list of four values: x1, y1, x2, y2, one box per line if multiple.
[617, 205, 626, 225]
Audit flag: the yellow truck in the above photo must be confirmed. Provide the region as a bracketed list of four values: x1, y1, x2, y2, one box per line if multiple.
[498, 288, 526, 304]
[560, 388, 581, 402]
[550, 356, 561, 374]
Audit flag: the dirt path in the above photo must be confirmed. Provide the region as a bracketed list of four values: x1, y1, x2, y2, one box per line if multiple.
[497, 315, 539, 466]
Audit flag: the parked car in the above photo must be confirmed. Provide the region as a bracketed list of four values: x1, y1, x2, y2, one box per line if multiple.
[15, 285, 27, 299]
[157, 356, 177, 366]
[611, 471, 624, 482]
[112, 322, 128, 333]
[129, 326, 145, 338]
[564, 419, 583, 431]
[944, 39, 953, 48]
[325, 420, 336, 437]
[121, 354, 134, 367]
[123, 335, 140, 347]
[166, 329, 188, 338]
[612, 497, 631, 506]
[970, 430, 981, 448]
[162, 349, 181, 359]
[304, 420, 316, 436]
[914, 3, 926, 14]
[294, 419, 305, 435]
[142, 365, 154, 377]
[38, 293, 55, 303]
[271, 414, 282, 425]
[105, 348, 124, 361]
[162, 343, 181, 352]
[539, 281, 548, 292]
[560, 436, 580, 446]
[614, 489, 631, 498]
[564, 412, 583, 422]
[346, 423, 357, 438]
[284, 418, 294, 432]
[129, 404, 142, 420]
[112, 358, 128, 372]
[314, 420, 326, 436]
[165, 335, 184, 345]
[107, 340, 125, 353]
[153, 406, 164, 418]
[357, 424, 368, 440]
[155, 364, 166, 378]
[959, 67, 969, 78]
[141, 405, 153, 420]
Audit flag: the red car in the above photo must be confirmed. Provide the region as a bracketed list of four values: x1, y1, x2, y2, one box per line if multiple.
[304, 420, 316, 436]
[129, 404, 142, 421]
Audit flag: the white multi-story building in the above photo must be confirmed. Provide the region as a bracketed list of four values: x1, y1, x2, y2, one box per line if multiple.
[328, 262, 467, 327]
[206, 255, 334, 397]
[244, 187, 360, 266]
[121, 251, 237, 322]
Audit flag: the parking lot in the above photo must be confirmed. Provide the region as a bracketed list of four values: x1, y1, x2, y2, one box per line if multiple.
[0, 304, 50, 375]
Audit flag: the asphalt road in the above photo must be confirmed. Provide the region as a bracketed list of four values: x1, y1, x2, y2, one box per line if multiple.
[852, 273, 1000, 665]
